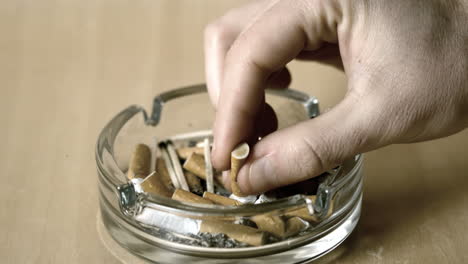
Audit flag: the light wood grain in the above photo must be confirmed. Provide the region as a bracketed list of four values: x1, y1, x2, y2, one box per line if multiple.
[1, 1, 467, 263]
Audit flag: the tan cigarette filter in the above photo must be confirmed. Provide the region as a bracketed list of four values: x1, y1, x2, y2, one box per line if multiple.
[127, 144, 151, 179]
[156, 157, 175, 192]
[176, 147, 204, 160]
[230, 143, 250, 197]
[251, 214, 286, 238]
[200, 220, 267, 246]
[127, 144, 173, 197]
[284, 196, 334, 222]
[140, 173, 173, 198]
[183, 152, 206, 180]
[185, 171, 203, 194]
[284, 217, 309, 237]
[203, 192, 242, 206]
[172, 189, 215, 205]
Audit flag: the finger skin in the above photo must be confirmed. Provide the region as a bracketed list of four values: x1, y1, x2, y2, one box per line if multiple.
[212, 0, 342, 170]
[207, 0, 468, 194]
[204, 0, 273, 106]
[236, 95, 377, 194]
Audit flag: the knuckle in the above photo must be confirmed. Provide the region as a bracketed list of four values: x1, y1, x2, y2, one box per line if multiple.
[289, 137, 327, 181]
[302, 134, 336, 172]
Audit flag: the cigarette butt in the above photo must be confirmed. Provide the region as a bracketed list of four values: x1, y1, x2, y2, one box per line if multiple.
[140, 173, 173, 198]
[156, 157, 175, 192]
[127, 144, 151, 179]
[230, 143, 250, 197]
[284, 196, 334, 222]
[200, 220, 267, 246]
[183, 153, 206, 180]
[176, 147, 204, 160]
[284, 217, 309, 237]
[172, 189, 215, 205]
[203, 192, 242, 206]
[127, 144, 172, 197]
[251, 214, 286, 238]
[185, 171, 203, 195]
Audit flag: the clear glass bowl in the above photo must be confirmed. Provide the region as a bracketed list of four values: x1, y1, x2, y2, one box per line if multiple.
[96, 84, 363, 263]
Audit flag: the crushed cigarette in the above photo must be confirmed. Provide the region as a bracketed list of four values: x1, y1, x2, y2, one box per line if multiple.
[156, 157, 175, 192]
[230, 143, 250, 197]
[142, 173, 173, 198]
[203, 192, 241, 206]
[133, 171, 173, 198]
[183, 153, 206, 180]
[176, 147, 204, 160]
[127, 144, 172, 197]
[251, 214, 286, 238]
[172, 189, 215, 205]
[127, 144, 151, 179]
[130, 171, 156, 193]
[200, 220, 267, 246]
[204, 138, 214, 193]
[185, 171, 203, 195]
[284, 217, 309, 237]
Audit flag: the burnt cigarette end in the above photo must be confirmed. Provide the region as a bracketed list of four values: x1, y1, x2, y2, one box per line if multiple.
[157, 141, 168, 149]
[183, 152, 206, 180]
[185, 171, 203, 195]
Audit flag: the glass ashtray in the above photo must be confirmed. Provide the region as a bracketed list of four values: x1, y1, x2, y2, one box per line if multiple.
[96, 84, 363, 263]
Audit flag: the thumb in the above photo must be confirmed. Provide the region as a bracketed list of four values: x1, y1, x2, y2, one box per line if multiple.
[236, 94, 377, 194]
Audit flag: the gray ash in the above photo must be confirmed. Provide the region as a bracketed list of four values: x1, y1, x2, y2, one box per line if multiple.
[147, 227, 250, 248]
[198, 232, 250, 248]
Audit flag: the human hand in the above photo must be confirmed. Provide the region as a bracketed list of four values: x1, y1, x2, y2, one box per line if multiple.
[204, 0, 468, 194]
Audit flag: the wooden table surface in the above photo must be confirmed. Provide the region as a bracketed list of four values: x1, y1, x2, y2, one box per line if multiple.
[1, 1, 467, 263]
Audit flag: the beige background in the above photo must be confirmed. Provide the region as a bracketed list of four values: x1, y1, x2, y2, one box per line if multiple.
[1, 0, 467, 263]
